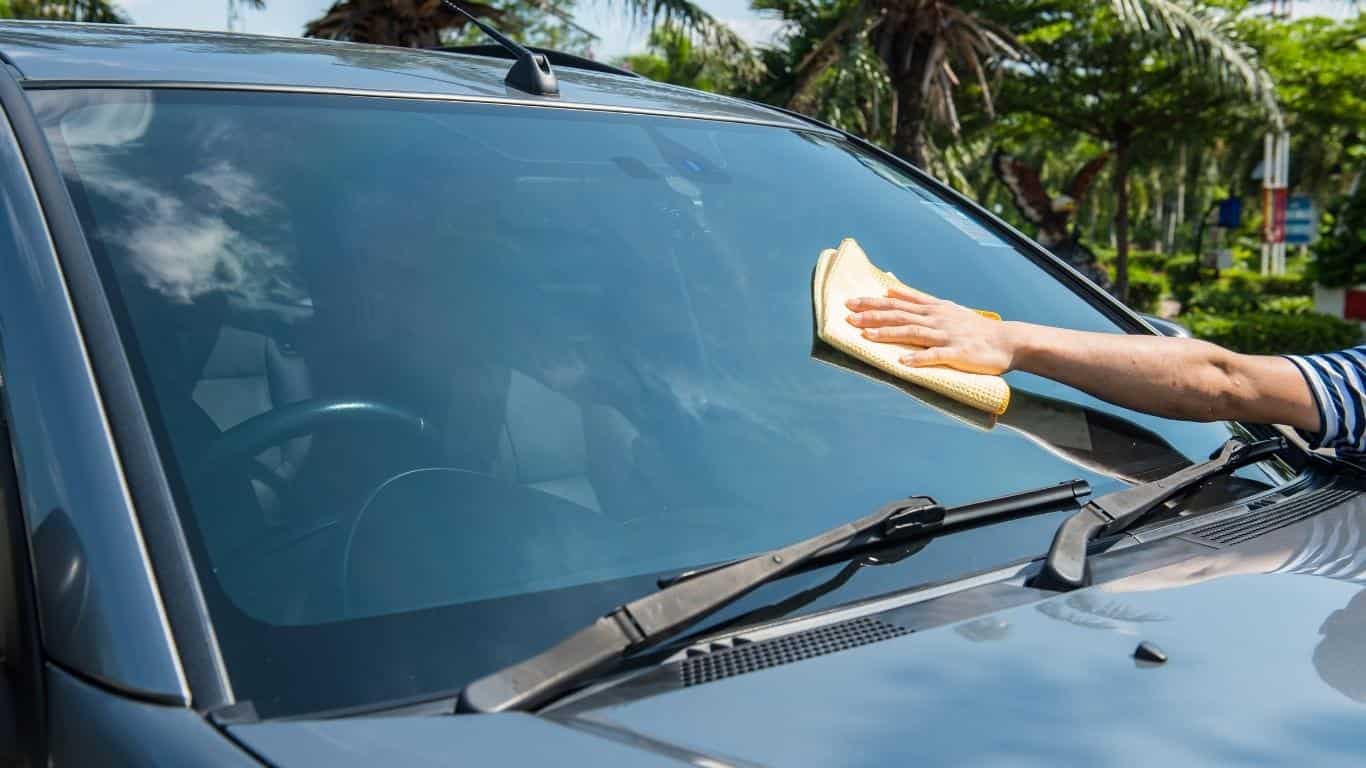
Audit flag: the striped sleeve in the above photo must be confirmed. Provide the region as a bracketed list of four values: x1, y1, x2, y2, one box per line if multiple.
[1282, 346, 1366, 457]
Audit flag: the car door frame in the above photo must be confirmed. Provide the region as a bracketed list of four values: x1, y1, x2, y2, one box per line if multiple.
[0, 59, 232, 713]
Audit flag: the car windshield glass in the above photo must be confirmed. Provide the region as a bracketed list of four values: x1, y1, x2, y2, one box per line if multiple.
[32, 88, 1275, 717]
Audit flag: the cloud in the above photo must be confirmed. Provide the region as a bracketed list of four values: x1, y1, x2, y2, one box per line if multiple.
[41, 91, 301, 304]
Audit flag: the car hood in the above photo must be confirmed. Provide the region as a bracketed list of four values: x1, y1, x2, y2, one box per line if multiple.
[232, 497, 1366, 767]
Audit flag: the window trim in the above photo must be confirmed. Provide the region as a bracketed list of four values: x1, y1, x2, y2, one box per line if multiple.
[0, 68, 228, 709]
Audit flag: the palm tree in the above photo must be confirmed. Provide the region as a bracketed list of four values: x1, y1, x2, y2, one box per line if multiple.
[304, 0, 503, 48]
[0, 0, 130, 22]
[304, 0, 754, 73]
[995, 0, 1281, 300]
[771, 0, 1022, 168]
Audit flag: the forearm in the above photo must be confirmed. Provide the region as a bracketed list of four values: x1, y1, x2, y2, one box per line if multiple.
[1004, 322, 1320, 431]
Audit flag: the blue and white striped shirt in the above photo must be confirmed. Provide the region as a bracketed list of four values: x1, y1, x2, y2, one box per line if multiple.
[1283, 346, 1366, 458]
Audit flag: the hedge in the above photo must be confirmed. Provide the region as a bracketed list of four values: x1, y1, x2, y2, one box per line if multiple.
[1123, 266, 1165, 313]
[1181, 268, 1312, 314]
[1184, 311, 1362, 355]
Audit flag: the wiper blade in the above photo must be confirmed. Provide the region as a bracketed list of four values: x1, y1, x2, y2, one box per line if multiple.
[455, 479, 1090, 714]
[1028, 436, 1285, 592]
[659, 479, 1092, 588]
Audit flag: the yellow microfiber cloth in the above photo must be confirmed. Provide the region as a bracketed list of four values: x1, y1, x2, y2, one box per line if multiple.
[813, 238, 1011, 415]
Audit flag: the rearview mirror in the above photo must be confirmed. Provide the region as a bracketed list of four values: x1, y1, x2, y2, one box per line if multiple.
[1141, 314, 1191, 338]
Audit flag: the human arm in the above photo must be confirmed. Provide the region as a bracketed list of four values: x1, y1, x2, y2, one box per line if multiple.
[844, 287, 1321, 432]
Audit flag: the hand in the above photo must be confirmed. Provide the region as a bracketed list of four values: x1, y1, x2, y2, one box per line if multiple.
[844, 287, 1020, 375]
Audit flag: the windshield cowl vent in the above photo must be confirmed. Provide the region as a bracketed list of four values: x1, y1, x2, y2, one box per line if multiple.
[677, 617, 911, 687]
[1186, 486, 1357, 547]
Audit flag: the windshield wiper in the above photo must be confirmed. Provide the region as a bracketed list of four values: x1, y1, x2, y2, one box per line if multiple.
[1027, 436, 1285, 592]
[455, 479, 1090, 714]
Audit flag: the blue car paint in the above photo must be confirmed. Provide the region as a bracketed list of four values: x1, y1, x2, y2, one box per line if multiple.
[0, 73, 186, 702]
[1, 20, 1363, 767]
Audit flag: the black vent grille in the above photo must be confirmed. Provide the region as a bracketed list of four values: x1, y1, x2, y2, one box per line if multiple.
[678, 617, 910, 687]
[1188, 487, 1357, 546]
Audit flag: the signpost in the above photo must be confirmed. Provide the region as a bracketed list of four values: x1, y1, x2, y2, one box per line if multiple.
[1285, 195, 1316, 246]
[1261, 132, 1290, 275]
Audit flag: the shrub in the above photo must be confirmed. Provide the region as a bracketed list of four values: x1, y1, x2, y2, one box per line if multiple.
[1308, 185, 1366, 289]
[1185, 311, 1361, 355]
[1106, 263, 1165, 313]
[1259, 272, 1312, 297]
[1128, 249, 1169, 272]
[1181, 268, 1312, 314]
[1260, 296, 1314, 316]
[1165, 254, 1204, 304]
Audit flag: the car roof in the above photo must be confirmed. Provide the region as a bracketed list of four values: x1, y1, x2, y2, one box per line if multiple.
[0, 21, 813, 130]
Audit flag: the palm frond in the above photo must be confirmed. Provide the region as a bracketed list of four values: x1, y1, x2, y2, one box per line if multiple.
[1110, 0, 1282, 129]
[609, 0, 762, 80]
[6, 0, 128, 22]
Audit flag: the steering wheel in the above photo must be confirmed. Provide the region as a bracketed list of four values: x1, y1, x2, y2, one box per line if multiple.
[192, 398, 437, 480]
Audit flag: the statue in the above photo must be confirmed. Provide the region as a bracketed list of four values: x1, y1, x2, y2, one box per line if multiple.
[992, 150, 1112, 290]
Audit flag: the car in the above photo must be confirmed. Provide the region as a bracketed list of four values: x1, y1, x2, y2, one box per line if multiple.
[0, 19, 1363, 767]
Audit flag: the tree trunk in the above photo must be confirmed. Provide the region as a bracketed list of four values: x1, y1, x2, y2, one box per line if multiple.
[887, 33, 937, 168]
[1168, 143, 1187, 252]
[1113, 139, 1131, 303]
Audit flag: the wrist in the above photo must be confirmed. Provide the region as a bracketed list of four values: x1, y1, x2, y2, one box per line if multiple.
[1000, 321, 1041, 372]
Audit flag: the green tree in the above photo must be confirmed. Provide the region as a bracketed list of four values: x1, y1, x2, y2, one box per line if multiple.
[989, 0, 1279, 301]
[305, 0, 753, 74]
[304, 0, 502, 47]
[743, 0, 897, 145]
[0, 0, 129, 21]
[755, 0, 1020, 167]
[1241, 14, 1366, 201]
[621, 23, 731, 90]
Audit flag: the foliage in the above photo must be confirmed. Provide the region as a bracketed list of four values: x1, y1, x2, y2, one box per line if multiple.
[1308, 184, 1366, 289]
[1260, 295, 1313, 316]
[1184, 311, 1361, 355]
[449, 0, 595, 52]
[750, 0, 1021, 166]
[304, 0, 502, 46]
[1181, 267, 1311, 313]
[1127, 249, 1172, 272]
[987, 0, 1278, 303]
[0, 0, 128, 21]
[1120, 264, 1165, 312]
[1239, 14, 1366, 203]
[621, 23, 731, 90]
[743, 0, 896, 143]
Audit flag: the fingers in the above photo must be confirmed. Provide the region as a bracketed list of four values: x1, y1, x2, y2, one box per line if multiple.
[900, 347, 952, 367]
[844, 296, 932, 315]
[859, 324, 947, 346]
[886, 285, 938, 304]
[845, 308, 929, 329]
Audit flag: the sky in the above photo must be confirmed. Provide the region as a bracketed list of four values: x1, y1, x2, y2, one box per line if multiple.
[117, 0, 1355, 61]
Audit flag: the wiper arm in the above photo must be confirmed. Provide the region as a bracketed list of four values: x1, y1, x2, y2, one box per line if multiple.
[455, 479, 1090, 714]
[659, 479, 1091, 588]
[1028, 436, 1285, 592]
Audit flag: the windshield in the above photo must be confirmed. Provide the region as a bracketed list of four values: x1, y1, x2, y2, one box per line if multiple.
[34, 88, 1274, 716]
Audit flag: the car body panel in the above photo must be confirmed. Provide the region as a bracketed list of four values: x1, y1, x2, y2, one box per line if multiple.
[0, 22, 812, 131]
[0, 80, 186, 702]
[560, 495, 1366, 766]
[45, 665, 252, 766]
[230, 710, 693, 767]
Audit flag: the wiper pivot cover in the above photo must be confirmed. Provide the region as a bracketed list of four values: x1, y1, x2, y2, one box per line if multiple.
[1028, 436, 1284, 592]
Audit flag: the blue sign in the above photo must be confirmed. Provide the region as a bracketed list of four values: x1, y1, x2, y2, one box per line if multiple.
[1217, 197, 1242, 228]
[1286, 195, 1316, 245]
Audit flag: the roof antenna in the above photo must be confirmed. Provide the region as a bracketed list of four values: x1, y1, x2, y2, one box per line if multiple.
[440, 0, 559, 97]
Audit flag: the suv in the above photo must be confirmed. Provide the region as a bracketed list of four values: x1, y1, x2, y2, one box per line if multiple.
[0, 21, 1363, 767]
